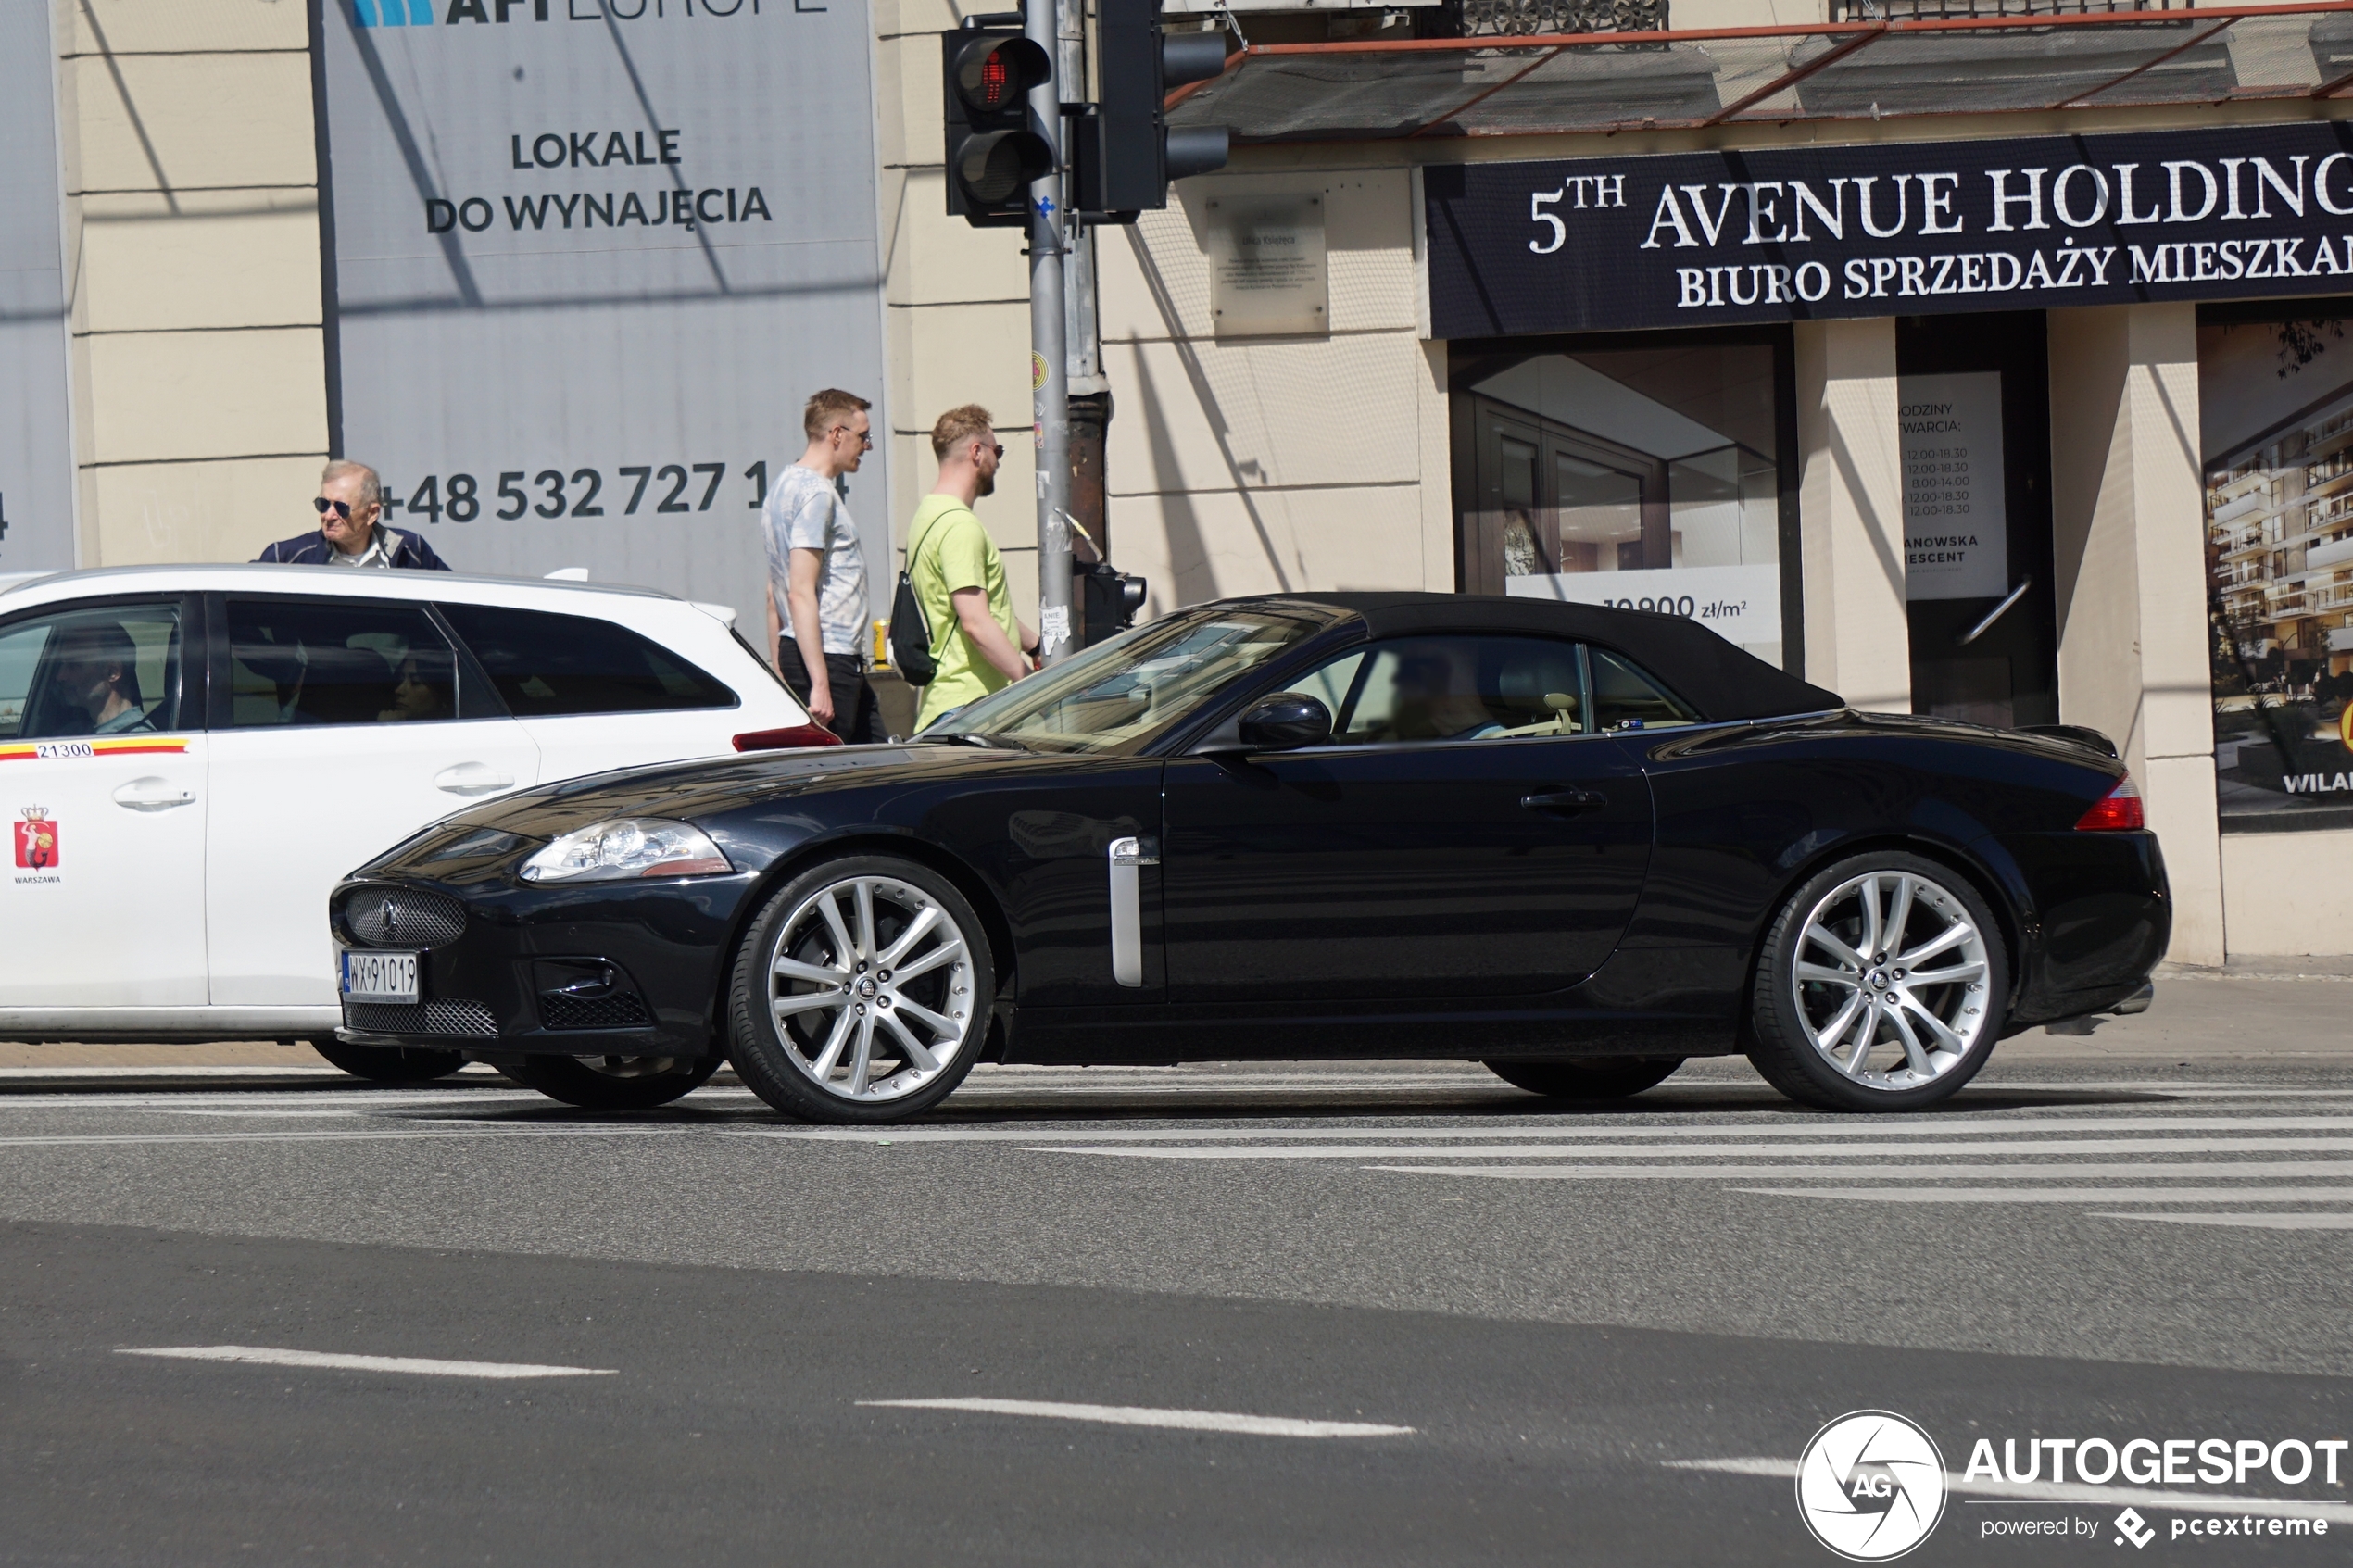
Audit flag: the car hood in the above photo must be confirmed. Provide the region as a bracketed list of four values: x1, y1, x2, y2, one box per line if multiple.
[357, 742, 1045, 876]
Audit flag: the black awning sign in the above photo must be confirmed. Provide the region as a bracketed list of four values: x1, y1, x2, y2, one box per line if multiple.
[1426, 123, 2353, 338]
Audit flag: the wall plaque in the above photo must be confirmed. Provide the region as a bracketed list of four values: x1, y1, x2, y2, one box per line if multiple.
[1209, 194, 1328, 338]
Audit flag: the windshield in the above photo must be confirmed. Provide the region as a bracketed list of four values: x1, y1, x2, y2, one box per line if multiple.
[922, 608, 1327, 754]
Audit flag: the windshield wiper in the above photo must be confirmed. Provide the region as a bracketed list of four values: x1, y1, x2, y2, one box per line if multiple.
[917, 731, 1029, 751]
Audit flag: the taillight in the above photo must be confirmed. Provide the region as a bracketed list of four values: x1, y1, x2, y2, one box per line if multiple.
[733, 724, 840, 752]
[2074, 776, 2145, 832]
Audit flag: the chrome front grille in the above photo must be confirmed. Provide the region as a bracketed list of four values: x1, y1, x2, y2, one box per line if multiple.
[340, 884, 467, 948]
[344, 998, 497, 1037]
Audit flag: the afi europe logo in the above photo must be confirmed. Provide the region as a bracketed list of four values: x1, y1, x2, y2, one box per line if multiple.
[1795, 1411, 1949, 1561]
[12, 807, 57, 871]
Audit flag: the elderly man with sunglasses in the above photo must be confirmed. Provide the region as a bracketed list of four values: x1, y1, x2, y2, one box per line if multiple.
[255, 460, 451, 571]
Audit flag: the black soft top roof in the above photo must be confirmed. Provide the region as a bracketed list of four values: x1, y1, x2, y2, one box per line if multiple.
[1241, 592, 1843, 722]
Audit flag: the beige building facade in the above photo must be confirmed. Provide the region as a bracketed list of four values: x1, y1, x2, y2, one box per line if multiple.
[21, 0, 2353, 966]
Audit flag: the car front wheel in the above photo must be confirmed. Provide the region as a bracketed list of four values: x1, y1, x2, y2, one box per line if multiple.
[1746, 852, 2007, 1112]
[1484, 1058, 1683, 1098]
[311, 1038, 467, 1083]
[505, 1053, 720, 1110]
[727, 855, 993, 1123]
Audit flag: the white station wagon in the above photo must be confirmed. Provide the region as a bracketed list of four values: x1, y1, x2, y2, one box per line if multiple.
[0, 564, 826, 1077]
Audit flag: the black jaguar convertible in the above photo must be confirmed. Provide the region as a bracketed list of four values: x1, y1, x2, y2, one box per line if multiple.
[331, 593, 2167, 1120]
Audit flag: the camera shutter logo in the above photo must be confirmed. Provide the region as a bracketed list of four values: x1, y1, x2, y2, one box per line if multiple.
[13, 808, 57, 871]
[1794, 1411, 1948, 1561]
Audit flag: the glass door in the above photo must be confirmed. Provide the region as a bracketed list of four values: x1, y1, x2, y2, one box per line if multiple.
[1895, 312, 2059, 730]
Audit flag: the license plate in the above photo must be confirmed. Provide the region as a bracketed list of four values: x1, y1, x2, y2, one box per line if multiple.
[341, 950, 420, 1003]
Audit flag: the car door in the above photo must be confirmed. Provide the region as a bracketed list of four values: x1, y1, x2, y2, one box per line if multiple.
[202, 593, 542, 1008]
[434, 601, 749, 782]
[1159, 633, 1658, 1006]
[0, 594, 208, 1011]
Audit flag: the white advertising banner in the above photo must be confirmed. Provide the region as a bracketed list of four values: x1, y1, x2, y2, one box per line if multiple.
[0, 3, 75, 575]
[320, 0, 889, 637]
[1506, 561, 1782, 646]
[1900, 371, 2008, 602]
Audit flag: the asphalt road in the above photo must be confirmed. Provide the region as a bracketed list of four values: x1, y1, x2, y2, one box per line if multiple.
[3, 1010, 2349, 1564]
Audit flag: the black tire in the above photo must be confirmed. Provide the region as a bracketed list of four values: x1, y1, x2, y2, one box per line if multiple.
[311, 1038, 467, 1083]
[1484, 1058, 1684, 1098]
[1745, 849, 2008, 1112]
[728, 854, 994, 1124]
[505, 1053, 719, 1110]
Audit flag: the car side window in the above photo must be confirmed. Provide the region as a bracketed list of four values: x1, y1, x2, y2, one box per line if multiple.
[435, 603, 736, 718]
[1294, 635, 1589, 746]
[0, 600, 186, 740]
[224, 598, 461, 728]
[1590, 648, 1699, 732]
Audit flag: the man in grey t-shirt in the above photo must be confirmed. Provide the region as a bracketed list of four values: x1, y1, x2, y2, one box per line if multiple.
[763, 389, 882, 743]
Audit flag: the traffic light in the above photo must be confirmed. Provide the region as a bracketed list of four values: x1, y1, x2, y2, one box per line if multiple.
[1075, 559, 1148, 648]
[1075, 0, 1230, 220]
[942, 27, 1053, 229]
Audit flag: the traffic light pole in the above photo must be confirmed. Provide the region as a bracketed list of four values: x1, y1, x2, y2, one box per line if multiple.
[1025, 0, 1075, 669]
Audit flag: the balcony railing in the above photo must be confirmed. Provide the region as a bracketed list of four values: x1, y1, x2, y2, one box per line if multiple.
[1456, 0, 1665, 36]
[1826, 0, 2185, 18]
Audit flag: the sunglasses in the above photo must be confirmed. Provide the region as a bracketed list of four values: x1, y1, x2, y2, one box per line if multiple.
[313, 496, 356, 520]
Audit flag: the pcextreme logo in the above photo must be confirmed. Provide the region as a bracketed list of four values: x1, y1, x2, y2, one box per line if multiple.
[1797, 1411, 1949, 1562]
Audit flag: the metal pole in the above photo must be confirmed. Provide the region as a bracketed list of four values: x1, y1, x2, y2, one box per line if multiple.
[1026, 0, 1074, 667]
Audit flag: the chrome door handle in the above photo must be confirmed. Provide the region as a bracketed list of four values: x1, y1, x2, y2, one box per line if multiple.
[1521, 788, 1606, 814]
[434, 762, 515, 796]
[1107, 835, 1157, 988]
[112, 777, 195, 811]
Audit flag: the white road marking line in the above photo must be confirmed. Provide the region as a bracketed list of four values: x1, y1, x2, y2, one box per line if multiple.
[859, 1397, 1412, 1438]
[725, 1114, 2353, 1146]
[1368, 1161, 2353, 1180]
[156, 1109, 370, 1118]
[1732, 1185, 2353, 1203]
[0, 1090, 553, 1111]
[118, 1346, 616, 1379]
[1667, 1458, 2353, 1524]
[0, 1125, 684, 1150]
[1032, 1135, 2353, 1161]
[0, 1067, 373, 1080]
[2092, 1210, 2353, 1230]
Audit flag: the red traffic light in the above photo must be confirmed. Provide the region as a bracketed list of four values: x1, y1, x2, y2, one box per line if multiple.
[951, 34, 1050, 114]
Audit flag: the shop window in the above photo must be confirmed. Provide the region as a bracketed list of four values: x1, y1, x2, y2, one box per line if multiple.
[2200, 305, 2353, 832]
[1453, 336, 1793, 671]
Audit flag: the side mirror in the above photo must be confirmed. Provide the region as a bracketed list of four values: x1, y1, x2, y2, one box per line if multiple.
[1236, 692, 1331, 752]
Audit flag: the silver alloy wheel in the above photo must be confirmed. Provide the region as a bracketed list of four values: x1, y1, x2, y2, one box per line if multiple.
[764, 872, 978, 1103]
[1791, 870, 1991, 1092]
[577, 1056, 681, 1079]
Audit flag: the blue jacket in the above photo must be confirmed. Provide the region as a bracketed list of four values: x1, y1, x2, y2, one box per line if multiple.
[255, 525, 452, 571]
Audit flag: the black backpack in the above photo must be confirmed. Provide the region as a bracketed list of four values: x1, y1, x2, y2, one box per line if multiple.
[887, 512, 951, 685]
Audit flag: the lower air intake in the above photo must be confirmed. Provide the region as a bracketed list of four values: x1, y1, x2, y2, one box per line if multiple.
[344, 998, 498, 1038]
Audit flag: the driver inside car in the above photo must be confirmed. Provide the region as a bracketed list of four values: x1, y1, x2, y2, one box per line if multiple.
[45, 622, 153, 735]
[1383, 647, 1502, 742]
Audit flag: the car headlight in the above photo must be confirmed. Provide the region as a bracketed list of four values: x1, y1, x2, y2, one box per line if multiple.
[519, 818, 734, 884]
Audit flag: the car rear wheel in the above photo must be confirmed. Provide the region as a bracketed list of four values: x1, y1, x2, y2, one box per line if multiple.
[1746, 852, 2007, 1112]
[505, 1053, 719, 1110]
[310, 1038, 467, 1083]
[727, 855, 992, 1123]
[1484, 1058, 1683, 1098]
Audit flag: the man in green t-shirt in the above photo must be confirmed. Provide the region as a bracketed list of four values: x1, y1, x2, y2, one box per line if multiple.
[910, 404, 1038, 730]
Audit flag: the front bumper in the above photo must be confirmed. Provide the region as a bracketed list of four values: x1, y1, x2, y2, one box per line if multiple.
[331, 871, 759, 1059]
